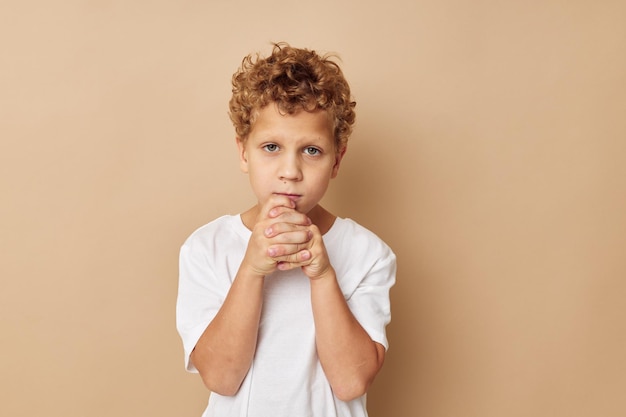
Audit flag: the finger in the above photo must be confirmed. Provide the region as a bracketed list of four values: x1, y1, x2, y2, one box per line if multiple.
[264, 223, 313, 239]
[267, 241, 311, 258]
[270, 211, 312, 230]
[276, 250, 312, 271]
[261, 195, 295, 219]
[268, 204, 311, 221]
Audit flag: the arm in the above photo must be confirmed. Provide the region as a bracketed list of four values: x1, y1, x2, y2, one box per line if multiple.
[310, 267, 386, 402]
[189, 197, 313, 395]
[277, 224, 388, 401]
[190, 266, 264, 396]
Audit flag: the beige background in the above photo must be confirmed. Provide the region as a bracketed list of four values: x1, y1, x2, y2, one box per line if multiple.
[1, 1, 625, 416]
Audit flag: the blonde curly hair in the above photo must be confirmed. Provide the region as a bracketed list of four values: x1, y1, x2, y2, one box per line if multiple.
[228, 43, 356, 152]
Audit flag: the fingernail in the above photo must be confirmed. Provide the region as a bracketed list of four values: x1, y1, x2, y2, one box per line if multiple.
[301, 251, 311, 260]
[265, 227, 272, 236]
[268, 248, 276, 256]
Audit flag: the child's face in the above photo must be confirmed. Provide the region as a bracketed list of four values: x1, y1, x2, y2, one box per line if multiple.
[237, 103, 344, 215]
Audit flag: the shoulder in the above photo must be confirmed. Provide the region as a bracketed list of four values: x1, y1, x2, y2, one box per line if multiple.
[327, 218, 396, 295]
[182, 214, 248, 251]
[327, 217, 395, 260]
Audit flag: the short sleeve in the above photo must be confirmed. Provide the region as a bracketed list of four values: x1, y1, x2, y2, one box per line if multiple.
[175, 241, 230, 373]
[346, 247, 396, 350]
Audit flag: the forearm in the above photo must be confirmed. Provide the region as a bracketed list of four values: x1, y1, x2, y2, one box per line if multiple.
[191, 268, 264, 396]
[310, 269, 385, 402]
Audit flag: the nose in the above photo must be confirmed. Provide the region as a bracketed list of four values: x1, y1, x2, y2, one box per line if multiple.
[278, 153, 303, 182]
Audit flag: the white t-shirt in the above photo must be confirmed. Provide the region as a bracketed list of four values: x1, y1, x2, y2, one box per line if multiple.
[176, 215, 396, 417]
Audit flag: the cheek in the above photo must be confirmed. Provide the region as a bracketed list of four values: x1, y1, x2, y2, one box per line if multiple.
[248, 167, 274, 188]
[311, 169, 334, 190]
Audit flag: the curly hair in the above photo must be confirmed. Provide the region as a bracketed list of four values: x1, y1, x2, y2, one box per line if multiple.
[228, 43, 356, 152]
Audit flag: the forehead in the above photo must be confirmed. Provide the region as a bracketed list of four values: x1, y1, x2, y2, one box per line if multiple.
[248, 104, 334, 142]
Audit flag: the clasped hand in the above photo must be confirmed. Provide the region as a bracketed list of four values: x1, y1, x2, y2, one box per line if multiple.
[243, 196, 331, 279]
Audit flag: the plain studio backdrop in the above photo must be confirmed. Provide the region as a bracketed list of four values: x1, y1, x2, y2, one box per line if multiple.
[1, 1, 625, 416]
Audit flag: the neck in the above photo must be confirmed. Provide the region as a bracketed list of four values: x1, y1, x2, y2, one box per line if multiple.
[306, 204, 336, 235]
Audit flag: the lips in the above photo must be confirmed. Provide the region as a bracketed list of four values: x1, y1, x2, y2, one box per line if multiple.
[274, 192, 301, 201]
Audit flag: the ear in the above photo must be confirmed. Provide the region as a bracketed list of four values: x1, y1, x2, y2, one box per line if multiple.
[331, 145, 347, 179]
[236, 137, 249, 173]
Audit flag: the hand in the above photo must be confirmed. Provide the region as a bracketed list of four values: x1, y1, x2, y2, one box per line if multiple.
[242, 195, 313, 277]
[278, 223, 333, 280]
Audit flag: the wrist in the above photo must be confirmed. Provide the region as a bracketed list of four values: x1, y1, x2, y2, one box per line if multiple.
[238, 262, 269, 281]
[307, 266, 336, 283]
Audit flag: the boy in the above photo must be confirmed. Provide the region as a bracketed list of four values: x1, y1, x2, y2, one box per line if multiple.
[176, 43, 396, 417]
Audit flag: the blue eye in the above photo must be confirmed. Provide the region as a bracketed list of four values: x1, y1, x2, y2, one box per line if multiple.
[304, 147, 320, 156]
[263, 144, 279, 152]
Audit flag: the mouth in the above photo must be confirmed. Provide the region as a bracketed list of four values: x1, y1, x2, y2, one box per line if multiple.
[274, 193, 302, 202]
